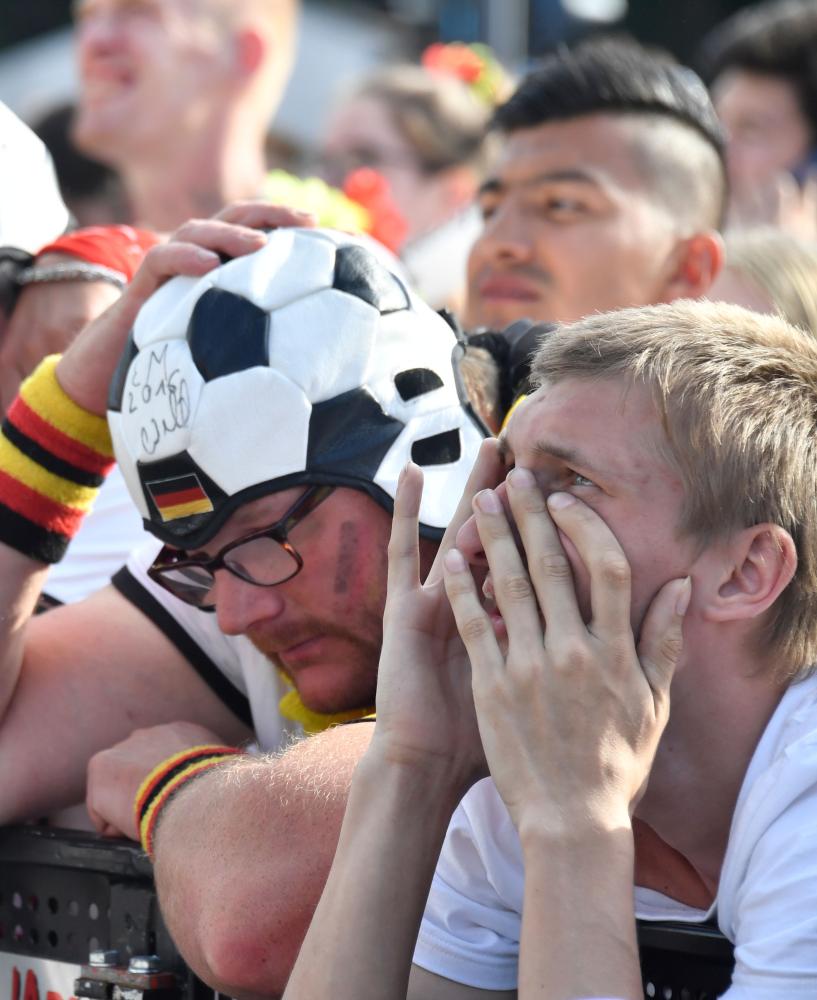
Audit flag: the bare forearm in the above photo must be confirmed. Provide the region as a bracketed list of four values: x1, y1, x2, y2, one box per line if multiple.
[518, 819, 640, 1000]
[154, 726, 373, 997]
[0, 547, 51, 712]
[284, 751, 465, 1000]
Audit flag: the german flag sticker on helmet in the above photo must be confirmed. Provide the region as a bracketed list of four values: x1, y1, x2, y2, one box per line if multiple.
[146, 474, 214, 522]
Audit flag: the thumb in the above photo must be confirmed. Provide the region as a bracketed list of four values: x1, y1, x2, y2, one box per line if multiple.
[637, 576, 690, 712]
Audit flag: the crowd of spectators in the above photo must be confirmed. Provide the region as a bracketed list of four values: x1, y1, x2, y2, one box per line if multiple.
[2, 1, 817, 998]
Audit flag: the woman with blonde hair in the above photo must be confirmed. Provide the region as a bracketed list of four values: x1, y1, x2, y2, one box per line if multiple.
[710, 226, 817, 336]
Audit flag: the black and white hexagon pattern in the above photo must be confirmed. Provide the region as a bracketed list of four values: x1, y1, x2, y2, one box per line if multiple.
[108, 228, 486, 540]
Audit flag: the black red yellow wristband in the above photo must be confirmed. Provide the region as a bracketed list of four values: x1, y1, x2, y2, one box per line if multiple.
[0, 356, 115, 563]
[134, 745, 241, 859]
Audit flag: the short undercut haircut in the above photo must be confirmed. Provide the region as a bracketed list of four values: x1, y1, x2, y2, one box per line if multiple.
[493, 37, 727, 229]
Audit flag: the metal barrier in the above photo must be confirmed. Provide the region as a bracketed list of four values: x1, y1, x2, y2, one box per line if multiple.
[0, 825, 735, 1000]
[638, 919, 734, 999]
[0, 825, 212, 999]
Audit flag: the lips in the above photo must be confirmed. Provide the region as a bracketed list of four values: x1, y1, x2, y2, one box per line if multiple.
[476, 274, 541, 302]
[80, 61, 136, 103]
[279, 635, 324, 663]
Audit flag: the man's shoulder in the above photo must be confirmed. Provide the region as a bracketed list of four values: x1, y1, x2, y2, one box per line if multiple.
[112, 538, 296, 749]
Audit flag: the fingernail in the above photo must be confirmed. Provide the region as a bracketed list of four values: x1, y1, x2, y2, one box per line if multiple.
[508, 467, 534, 488]
[676, 577, 692, 616]
[444, 548, 467, 572]
[475, 489, 502, 513]
[547, 492, 575, 510]
[195, 248, 219, 262]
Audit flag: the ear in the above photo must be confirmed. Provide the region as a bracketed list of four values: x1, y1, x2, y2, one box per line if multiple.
[699, 524, 797, 624]
[233, 28, 266, 81]
[659, 231, 725, 302]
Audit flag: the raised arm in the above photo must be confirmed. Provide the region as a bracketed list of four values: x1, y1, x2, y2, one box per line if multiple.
[283, 452, 504, 1000]
[442, 470, 688, 1000]
[284, 458, 688, 1000]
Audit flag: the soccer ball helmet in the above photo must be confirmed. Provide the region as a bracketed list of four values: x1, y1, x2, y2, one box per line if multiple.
[107, 227, 487, 548]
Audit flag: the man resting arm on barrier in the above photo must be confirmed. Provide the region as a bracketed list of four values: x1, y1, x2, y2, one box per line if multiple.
[0, 203, 492, 996]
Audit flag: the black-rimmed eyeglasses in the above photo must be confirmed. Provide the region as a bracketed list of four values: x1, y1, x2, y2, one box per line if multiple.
[147, 485, 335, 611]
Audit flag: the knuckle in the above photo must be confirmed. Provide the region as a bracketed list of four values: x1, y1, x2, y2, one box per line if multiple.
[458, 614, 492, 644]
[595, 550, 631, 589]
[535, 550, 573, 581]
[500, 573, 534, 603]
[387, 535, 408, 561]
[445, 574, 475, 600]
[553, 638, 590, 672]
[658, 631, 683, 664]
[86, 751, 106, 780]
[171, 219, 206, 240]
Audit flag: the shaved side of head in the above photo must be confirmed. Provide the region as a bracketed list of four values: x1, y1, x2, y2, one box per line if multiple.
[626, 115, 727, 231]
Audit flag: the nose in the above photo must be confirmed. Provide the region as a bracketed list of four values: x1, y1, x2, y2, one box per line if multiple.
[213, 571, 287, 637]
[75, 8, 124, 64]
[475, 202, 535, 268]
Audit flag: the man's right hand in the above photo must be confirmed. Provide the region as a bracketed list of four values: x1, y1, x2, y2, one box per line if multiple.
[85, 720, 229, 840]
[369, 439, 505, 793]
[55, 203, 317, 416]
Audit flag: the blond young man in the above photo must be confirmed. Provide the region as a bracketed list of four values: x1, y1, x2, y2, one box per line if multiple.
[284, 300, 817, 1000]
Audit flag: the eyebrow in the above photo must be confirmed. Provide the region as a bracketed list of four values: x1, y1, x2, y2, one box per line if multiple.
[477, 169, 603, 199]
[499, 433, 613, 483]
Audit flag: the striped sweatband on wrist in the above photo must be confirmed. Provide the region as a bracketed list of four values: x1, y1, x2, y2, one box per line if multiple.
[0, 355, 115, 563]
[134, 745, 241, 860]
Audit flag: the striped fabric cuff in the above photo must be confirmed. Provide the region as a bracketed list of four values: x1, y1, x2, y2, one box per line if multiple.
[134, 745, 241, 860]
[0, 356, 115, 563]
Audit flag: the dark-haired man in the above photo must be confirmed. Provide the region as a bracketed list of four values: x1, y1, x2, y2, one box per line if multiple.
[464, 36, 725, 331]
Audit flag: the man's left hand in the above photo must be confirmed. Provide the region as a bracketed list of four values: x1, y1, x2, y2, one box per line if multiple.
[443, 467, 690, 834]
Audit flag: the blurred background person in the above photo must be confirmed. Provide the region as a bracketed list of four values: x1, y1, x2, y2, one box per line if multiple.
[318, 43, 511, 310]
[0, 100, 156, 608]
[461, 37, 725, 332]
[699, 0, 817, 229]
[709, 227, 817, 336]
[31, 101, 127, 227]
[71, 0, 299, 230]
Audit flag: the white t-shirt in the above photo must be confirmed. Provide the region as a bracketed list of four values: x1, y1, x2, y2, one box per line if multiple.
[44, 468, 151, 604]
[112, 535, 302, 752]
[414, 672, 817, 998]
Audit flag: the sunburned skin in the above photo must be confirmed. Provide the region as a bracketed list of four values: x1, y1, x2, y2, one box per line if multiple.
[333, 521, 360, 596]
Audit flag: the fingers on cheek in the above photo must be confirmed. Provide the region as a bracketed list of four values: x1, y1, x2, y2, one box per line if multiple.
[544, 496, 590, 554]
